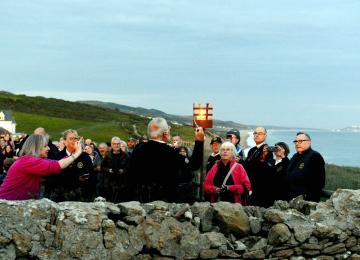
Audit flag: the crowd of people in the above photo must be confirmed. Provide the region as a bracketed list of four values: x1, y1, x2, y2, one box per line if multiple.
[0, 118, 326, 207]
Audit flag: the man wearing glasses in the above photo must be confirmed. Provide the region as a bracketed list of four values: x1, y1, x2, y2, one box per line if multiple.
[45, 129, 94, 202]
[243, 127, 274, 207]
[287, 132, 325, 202]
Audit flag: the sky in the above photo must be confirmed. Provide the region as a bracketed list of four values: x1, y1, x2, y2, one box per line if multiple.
[0, 0, 359, 130]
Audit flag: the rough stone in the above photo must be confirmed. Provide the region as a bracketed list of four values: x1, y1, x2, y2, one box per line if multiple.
[272, 248, 295, 258]
[212, 202, 250, 237]
[249, 216, 262, 234]
[204, 232, 227, 248]
[1, 189, 360, 259]
[322, 243, 346, 255]
[268, 223, 291, 245]
[347, 237, 358, 248]
[242, 249, 265, 259]
[264, 208, 285, 223]
[191, 202, 214, 232]
[200, 249, 219, 259]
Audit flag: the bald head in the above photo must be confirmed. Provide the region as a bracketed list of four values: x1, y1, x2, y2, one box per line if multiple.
[34, 127, 47, 136]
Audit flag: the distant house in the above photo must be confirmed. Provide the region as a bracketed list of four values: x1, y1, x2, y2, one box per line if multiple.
[0, 110, 16, 134]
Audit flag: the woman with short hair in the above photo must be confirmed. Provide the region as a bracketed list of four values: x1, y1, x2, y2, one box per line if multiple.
[0, 134, 82, 200]
[203, 142, 251, 204]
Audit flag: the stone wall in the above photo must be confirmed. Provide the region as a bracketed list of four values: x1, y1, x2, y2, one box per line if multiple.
[0, 189, 360, 259]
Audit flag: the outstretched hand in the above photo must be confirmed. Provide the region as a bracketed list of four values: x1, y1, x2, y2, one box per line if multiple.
[195, 126, 205, 141]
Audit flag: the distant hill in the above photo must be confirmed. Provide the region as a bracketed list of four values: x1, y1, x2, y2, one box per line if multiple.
[0, 91, 195, 142]
[79, 100, 251, 131]
[334, 126, 360, 133]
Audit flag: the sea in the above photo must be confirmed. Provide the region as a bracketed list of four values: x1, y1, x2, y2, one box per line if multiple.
[244, 130, 360, 168]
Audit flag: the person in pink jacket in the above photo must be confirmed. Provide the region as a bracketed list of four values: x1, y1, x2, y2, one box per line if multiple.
[203, 141, 251, 204]
[0, 134, 82, 200]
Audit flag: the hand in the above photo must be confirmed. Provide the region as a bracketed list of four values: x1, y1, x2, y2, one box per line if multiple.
[221, 185, 228, 193]
[195, 126, 205, 141]
[73, 141, 82, 157]
[215, 187, 222, 194]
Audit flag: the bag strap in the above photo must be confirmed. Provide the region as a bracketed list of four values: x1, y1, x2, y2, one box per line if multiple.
[222, 162, 238, 186]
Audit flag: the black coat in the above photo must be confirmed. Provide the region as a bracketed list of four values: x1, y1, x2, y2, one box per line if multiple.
[287, 148, 325, 202]
[99, 151, 129, 202]
[129, 140, 203, 203]
[44, 148, 94, 202]
[243, 144, 275, 207]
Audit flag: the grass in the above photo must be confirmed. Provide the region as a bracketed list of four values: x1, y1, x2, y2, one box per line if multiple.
[325, 163, 360, 191]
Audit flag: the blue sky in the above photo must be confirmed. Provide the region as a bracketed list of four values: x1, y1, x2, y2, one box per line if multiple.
[1, 0, 359, 129]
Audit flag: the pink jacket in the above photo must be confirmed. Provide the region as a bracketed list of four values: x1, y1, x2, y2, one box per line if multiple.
[0, 155, 61, 200]
[203, 160, 251, 204]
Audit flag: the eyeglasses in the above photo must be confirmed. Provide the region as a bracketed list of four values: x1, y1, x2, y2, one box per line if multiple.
[253, 132, 265, 135]
[293, 139, 310, 144]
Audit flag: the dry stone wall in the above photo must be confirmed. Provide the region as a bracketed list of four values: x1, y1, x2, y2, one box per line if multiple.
[0, 189, 360, 259]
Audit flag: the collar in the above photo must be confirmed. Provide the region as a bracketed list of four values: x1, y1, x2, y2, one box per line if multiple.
[256, 142, 265, 148]
[66, 149, 72, 156]
[211, 152, 220, 157]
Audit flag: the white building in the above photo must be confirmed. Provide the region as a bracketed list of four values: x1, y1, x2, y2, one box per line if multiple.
[0, 110, 16, 134]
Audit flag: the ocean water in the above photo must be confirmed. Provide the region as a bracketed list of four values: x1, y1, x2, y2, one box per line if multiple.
[245, 130, 360, 167]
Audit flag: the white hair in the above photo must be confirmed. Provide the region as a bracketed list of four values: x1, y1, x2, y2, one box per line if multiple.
[147, 117, 170, 139]
[219, 141, 237, 159]
[111, 136, 121, 143]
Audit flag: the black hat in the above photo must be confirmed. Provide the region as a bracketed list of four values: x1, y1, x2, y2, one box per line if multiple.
[226, 129, 240, 141]
[210, 136, 222, 145]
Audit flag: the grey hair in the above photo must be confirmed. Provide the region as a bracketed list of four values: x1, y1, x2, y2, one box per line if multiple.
[219, 141, 237, 159]
[19, 134, 49, 157]
[147, 117, 170, 139]
[62, 129, 78, 140]
[111, 136, 121, 143]
[98, 142, 108, 148]
[119, 140, 128, 152]
[296, 132, 311, 141]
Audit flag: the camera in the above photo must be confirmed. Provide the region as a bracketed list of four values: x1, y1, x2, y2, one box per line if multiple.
[266, 146, 278, 152]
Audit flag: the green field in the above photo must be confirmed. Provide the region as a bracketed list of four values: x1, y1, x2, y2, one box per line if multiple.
[1, 91, 196, 143]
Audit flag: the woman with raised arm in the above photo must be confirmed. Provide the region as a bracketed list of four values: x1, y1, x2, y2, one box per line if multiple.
[0, 134, 82, 200]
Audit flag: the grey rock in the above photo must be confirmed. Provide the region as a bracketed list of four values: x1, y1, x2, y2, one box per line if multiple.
[199, 249, 219, 259]
[289, 195, 317, 215]
[191, 202, 214, 232]
[118, 201, 146, 217]
[290, 257, 305, 260]
[0, 243, 16, 260]
[249, 216, 262, 234]
[272, 248, 295, 258]
[346, 237, 358, 248]
[251, 238, 267, 251]
[302, 249, 321, 256]
[272, 200, 290, 211]
[350, 245, 360, 254]
[322, 243, 346, 255]
[243, 249, 265, 259]
[300, 243, 323, 250]
[351, 254, 360, 260]
[204, 232, 227, 248]
[268, 223, 291, 245]
[234, 240, 247, 252]
[212, 202, 250, 237]
[264, 208, 285, 223]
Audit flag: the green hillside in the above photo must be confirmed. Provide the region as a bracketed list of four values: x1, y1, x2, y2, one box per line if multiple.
[0, 91, 196, 142]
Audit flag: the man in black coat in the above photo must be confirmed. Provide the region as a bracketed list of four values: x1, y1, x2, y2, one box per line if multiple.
[129, 117, 204, 203]
[243, 127, 274, 207]
[45, 129, 94, 202]
[287, 132, 325, 202]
